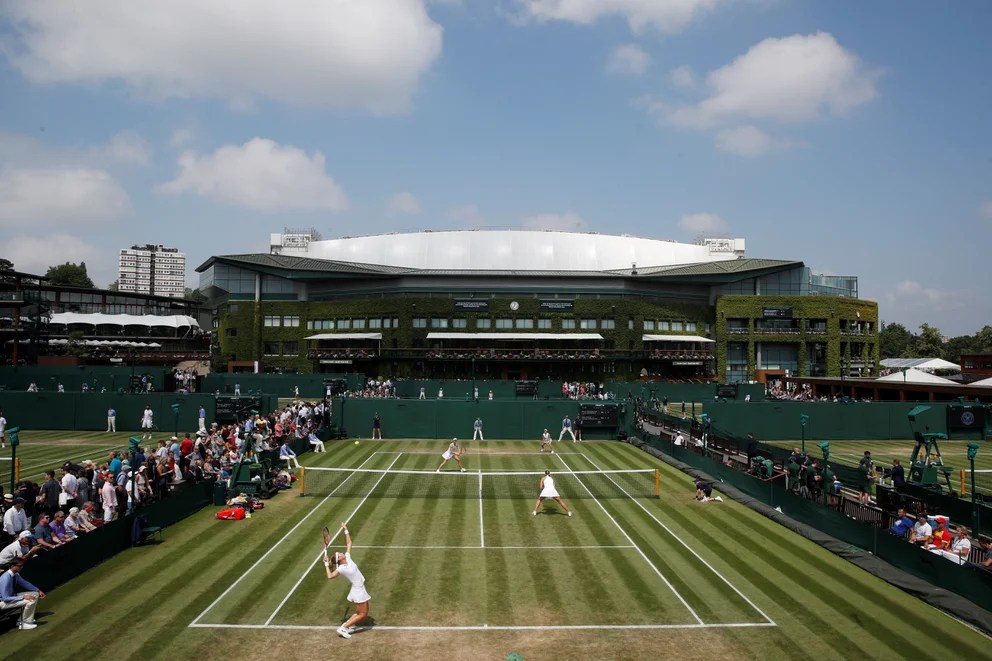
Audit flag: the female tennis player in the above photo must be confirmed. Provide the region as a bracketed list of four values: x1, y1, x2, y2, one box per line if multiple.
[532, 470, 572, 516]
[325, 522, 370, 639]
[540, 428, 554, 453]
[436, 438, 467, 472]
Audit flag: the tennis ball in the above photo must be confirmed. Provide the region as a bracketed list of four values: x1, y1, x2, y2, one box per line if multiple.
[354, 440, 360, 445]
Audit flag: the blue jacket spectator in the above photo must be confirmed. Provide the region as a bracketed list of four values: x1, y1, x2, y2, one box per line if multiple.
[889, 508, 914, 537]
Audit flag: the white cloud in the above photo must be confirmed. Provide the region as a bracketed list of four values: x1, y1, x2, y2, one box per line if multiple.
[980, 201, 992, 220]
[4, 234, 100, 275]
[679, 212, 728, 235]
[157, 138, 349, 213]
[0, 130, 150, 169]
[102, 130, 151, 166]
[3, 0, 443, 114]
[668, 33, 881, 129]
[521, 212, 589, 232]
[448, 204, 486, 226]
[515, 0, 723, 33]
[605, 44, 651, 77]
[170, 128, 195, 149]
[389, 192, 422, 214]
[0, 168, 129, 226]
[892, 280, 946, 304]
[713, 125, 801, 157]
[669, 65, 695, 88]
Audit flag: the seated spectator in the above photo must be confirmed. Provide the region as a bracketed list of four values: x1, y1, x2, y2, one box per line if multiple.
[909, 514, 932, 547]
[32, 514, 62, 549]
[949, 527, 971, 560]
[975, 536, 992, 568]
[280, 440, 301, 469]
[76, 503, 99, 532]
[0, 557, 45, 629]
[929, 517, 952, 550]
[888, 508, 914, 537]
[0, 532, 39, 565]
[307, 431, 325, 453]
[48, 511, 70, 544]
[63, 508, 82, 540]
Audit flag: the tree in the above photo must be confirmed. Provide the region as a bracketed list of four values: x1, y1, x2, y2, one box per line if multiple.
[911, 323, 945, 358]
[184, 287, 207, 303]
[878, 322, 913, 359]
[0, 258, 13, 272]
[974, 325, 992, 354]
[46, 261, 95, 288]
[107, 279, 119, 291]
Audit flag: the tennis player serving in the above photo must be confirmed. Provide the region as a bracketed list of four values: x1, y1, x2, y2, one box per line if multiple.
[324, 522, 371, 639]
[532, 470, 572, 516]
[436, 437, 467, 472]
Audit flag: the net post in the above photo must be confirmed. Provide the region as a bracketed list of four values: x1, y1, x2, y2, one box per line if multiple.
[300, 466, 306, 496]
[655, 468, 660, 499]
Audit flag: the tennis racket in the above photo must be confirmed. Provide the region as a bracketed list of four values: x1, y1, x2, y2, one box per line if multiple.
[322, 526, 331, 564]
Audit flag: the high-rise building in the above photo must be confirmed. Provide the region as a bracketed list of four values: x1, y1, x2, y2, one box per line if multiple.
[118, 244, 186, 298]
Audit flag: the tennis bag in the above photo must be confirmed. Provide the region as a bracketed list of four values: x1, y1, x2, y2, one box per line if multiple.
[216, 507, 246, 520]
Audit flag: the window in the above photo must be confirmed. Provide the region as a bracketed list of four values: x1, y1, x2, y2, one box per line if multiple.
[628, 318, 634, 330]
[263, 316, 280, 327]
[382, 318, 392, 329]
[476, 318, 491, 329]
[644, 320, 655, 331]
[580, 318, 596, 330]
[657, 321, 670, 331]
[431, 318, 449, 329]
[452, 318, 467, 329]
[212, 318, 219, 329]
[686, 322, 697, 332]
[495, 318, 513, 329]
[515, 318, 534, 329]
[413, 318, 427, 328]
[369, 318, 382, 329]
[282, 341, 298, 355]
[338, 319, 351, 330]
[671, 321, 683, 332]
[601, 319, 615, 330]
[263, 342, 279, 355]
[537, 319, 551, 329]
[352, 319, 366, 329]
[562, 319, 576, 329]
[283, 316, 300, 328]
[393, 317, 399, 328]
[225, 328, 237, 337]
[228, 303, 239, 314]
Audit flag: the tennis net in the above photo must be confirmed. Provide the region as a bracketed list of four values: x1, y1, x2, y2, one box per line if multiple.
[299, 466, 660, 499]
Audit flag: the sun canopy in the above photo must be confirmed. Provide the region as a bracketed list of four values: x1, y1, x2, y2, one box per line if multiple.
[49, 312, 199, 328]
[876, 368, 956, 384]
[970, 376, 992, 387]
[642, 334, 715, 343]
[305, 333, 383, 341]
[879, 357, 960, 372]
[426, 332, 603, 341]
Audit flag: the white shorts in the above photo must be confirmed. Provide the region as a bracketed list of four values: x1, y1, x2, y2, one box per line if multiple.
[442, 450, 454, 460]
[539, 486, 559, 499]
[348, 584, 371, 604]
[142, 421, 153, 429]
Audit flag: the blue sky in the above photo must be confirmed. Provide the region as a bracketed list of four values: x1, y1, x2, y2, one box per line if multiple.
[0, 0, 989, 335]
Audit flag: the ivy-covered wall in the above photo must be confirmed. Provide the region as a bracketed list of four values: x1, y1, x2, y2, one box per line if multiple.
[215, 295, 714, 375]
[714, 295, 879, 380]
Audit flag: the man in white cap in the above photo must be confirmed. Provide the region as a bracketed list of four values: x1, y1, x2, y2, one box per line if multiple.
[3, 496, 29, 540]
[0, 531, 39, 565]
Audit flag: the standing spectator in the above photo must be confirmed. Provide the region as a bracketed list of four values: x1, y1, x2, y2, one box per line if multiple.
[140, 405, 154, 441]
[488, 390, 493, 401]
[106, 407, 117, 433]
[857, 457, 875, 505]
[419, 386, 426, 400]
[100, 473, 117, 522]
[3, 497, 29, 541]
[59, 467, 77, 512]
[108, 451, 122, 478]
[372, 413, 382, 440]
[38, 471, 61, 518]
[0, 558, 45, 630]
[0, 410, 6, 449]
[234, 382, 241, 396]
[437, 387, 444, 400]
[473, 417, 484, 441]
[890, 458, 905, 490]
[680, 401, 686, 418]
[558, 415, 576, 442]
[198, 405, 207, 433]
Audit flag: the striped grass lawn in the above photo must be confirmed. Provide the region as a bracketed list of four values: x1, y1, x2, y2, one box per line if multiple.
[2, 430, 134, 486]
[1, 438, 989, 660]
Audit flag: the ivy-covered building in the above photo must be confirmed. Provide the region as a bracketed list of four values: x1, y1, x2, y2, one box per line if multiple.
[196, 230, 877, 382]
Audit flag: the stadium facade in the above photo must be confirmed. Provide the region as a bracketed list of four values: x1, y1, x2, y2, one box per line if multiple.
[196, 229, 878, 382]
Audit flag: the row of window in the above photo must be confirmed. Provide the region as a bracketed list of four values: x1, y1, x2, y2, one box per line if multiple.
[308, 318, 400, 330]
[245, 314, 703, 332]
[643, 320, 697, 332]
[264, 315, 301, 328]
[263, 341, 299, 356]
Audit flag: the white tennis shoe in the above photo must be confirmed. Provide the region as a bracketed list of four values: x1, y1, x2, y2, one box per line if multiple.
[568, 511, 572, 517]
[337, 626, 352, 638]
[532, 511, 537, 516]
[460, 468, 466, 472]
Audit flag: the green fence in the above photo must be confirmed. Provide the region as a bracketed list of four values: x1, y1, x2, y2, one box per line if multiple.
[0, 366, 169, 392]
[201, 372, 366, 398]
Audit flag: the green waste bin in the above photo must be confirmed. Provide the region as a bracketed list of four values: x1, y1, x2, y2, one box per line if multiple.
[213, 481, 228, 506]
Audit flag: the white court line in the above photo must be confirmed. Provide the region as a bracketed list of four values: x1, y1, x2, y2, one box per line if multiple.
[189, 622, 776, 631]
[188, 452, 383, 627]
[263, 453, 403, 626]
[478, 469, 485, 548]
[580, 452, 777, 626]
[389, 451, 584, 455]
[351, 545, 636, 550]
[554, 454, 704, 626]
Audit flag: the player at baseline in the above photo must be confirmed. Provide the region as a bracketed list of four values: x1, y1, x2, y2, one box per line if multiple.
[436, 438, 467, 472]
[325, 523, 371, 639]
[540, 429, 554, 454]
[140, 405, 154, 441]
[532, 470, 571, 516]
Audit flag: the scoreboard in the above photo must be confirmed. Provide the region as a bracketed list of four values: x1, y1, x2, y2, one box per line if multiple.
[579, 403, 620, 427]
[215, 396, 263, 423]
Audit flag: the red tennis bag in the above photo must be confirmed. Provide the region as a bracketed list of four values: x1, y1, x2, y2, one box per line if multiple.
[216, 507, 246, 520]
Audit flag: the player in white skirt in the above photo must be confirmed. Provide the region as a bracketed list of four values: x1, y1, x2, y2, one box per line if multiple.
[140, 405, 154, 441]
[532, 470, 572, 516]
[540, 429, 554, 454]
[436, 438, 467, 472]
[325, 523, 370, 639]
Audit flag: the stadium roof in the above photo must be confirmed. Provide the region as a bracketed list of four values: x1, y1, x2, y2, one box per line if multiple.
[879, 357, 960, 372]
[876, 368, 956, 384]
[49, 312, 199, 328]
[642, 334, 715, 343]
[305, 333, 383, 341]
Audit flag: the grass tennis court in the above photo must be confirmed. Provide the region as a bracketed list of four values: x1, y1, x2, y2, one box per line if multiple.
[1, 437, 989, 659]
[2, 430, 133, 488]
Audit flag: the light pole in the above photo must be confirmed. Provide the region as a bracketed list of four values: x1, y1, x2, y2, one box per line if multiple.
[800, 414, 809, 454]
[968, 443, 981, 534]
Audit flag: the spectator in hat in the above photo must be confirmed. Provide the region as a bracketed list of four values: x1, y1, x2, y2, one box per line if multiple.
[77, 502, 99, 532]
[929, 517, 952, 550]
[64, 507, 83, 539]
[3, 496, 29, 541]
[0, 531, 39, 565]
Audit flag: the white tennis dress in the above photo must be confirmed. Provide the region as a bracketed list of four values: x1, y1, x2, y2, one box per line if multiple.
[338, 552, 371, 603]
[442, 441, 457, 460]
[540, 475, 559, 498]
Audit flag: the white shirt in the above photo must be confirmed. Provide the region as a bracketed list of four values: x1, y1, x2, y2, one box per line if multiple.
[951, 536, 971, 556]
[3, 507, 29, 535]
[142, 409, 154, 424]
[0, 415, 6, 433]
[61, 473, 78, 497]
[913, 521, 932, 540]
[542, 432, 551, 443]
[338, 552, 365, 588]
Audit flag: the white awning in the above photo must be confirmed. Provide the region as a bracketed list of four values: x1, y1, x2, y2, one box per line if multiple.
[880, 357, 960, 372]
[49, 312, 199, 328]
[426, 332, 603, 341]
[305, 333, 383, 341]
[642, 334, 715, 343]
